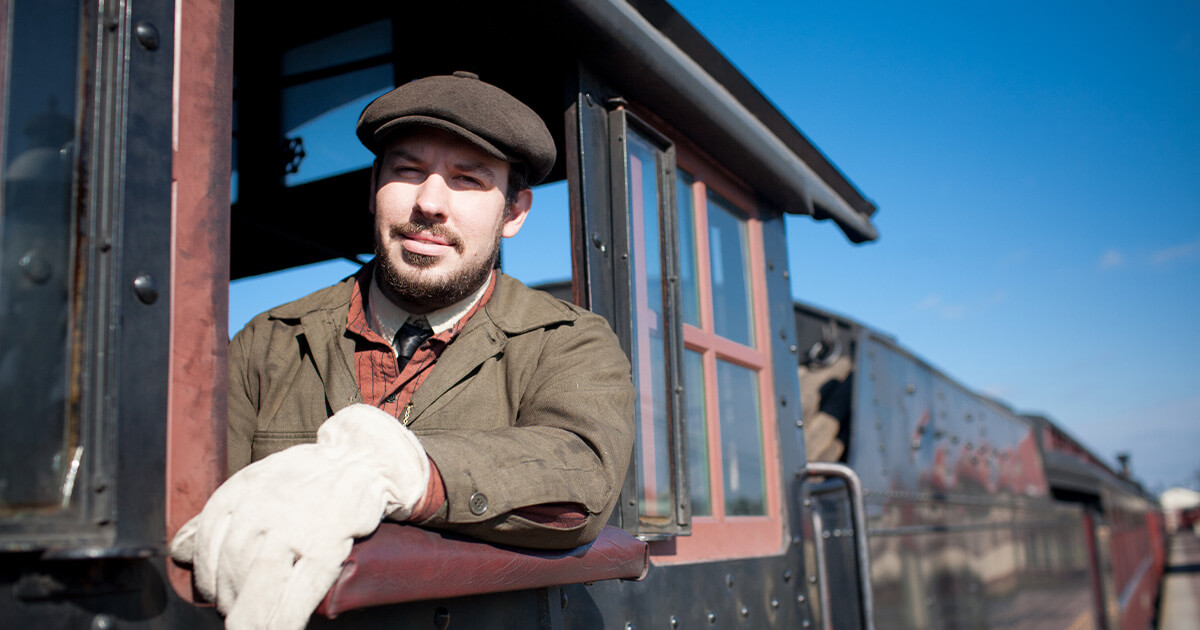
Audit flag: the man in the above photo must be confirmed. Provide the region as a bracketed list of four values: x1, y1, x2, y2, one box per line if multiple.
[171, 72, 635, 630]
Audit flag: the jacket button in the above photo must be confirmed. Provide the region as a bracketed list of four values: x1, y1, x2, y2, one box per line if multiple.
[468, 492, 488, 515]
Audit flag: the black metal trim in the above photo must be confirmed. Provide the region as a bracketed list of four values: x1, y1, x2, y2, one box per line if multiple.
[608, 107, 692, 539]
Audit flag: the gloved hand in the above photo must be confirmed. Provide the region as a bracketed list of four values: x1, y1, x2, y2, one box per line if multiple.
[170, 403, 430, 630]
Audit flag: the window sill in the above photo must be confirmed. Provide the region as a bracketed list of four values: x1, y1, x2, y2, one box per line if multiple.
[316, 523, 648, 617]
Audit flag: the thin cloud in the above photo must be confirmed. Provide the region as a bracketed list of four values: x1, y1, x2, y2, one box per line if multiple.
[1098, 249, 1125, 270]
[997, 249, 1030, 269]
[1150, 237, 1200, 266]
[916, 290, 1007, 320]
[915, 294, 967, 320]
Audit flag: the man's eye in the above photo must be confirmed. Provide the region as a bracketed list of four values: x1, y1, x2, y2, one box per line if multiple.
[456, 176, 484, 188]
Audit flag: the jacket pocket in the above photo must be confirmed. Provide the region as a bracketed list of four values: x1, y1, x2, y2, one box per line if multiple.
[250, 430, 317, 463]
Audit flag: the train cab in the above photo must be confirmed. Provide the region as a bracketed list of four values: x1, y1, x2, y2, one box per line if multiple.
[1, 0, 885, 628]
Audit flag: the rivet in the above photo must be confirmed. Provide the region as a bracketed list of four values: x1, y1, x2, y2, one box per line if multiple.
[624, 623, 635, 630]
[606, 96, 629, 109]
[92, 615, 116, 630]
[906, 384, 916, 394]
[561, 589, 568, 609]
[783, 570, 793, 582]
[782, 270, 789, 279]
[18, 252, 52, 283]
[912, 439, 921, 450]
[792, 535, 802, 545]
[796, 419, 803, 428]
[767, 261, 775, 270]
[670, 617, 679, 628]
[433, 607, 450, 630]
[740, 606, 750, 618]
[725, 573, 734, 588]
[592, 232, 606, 252]
[133, 274, 159, 304]
[803, 499, 811, 507]
[797, 594, 807, 604]
[771, 599, 780, 609]
[134, 21, 160, 50]
[790, 344, 798, 353]
[707, 612, 717, 624]
[808, 575, 817, 584]
[802, 620, 811, 628]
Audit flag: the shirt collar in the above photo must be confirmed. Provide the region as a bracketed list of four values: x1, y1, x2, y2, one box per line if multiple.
[368, 267, 493, 350]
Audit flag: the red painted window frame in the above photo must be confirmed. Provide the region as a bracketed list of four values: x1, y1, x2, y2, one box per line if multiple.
[647, 148, 785, 564]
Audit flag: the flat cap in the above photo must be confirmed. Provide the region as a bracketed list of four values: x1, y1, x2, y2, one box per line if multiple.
[357, 71, 556, 184]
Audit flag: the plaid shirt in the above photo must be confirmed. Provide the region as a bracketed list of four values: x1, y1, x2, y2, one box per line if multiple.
[345, 267, 496, 421]
[343, 264, 584, 529]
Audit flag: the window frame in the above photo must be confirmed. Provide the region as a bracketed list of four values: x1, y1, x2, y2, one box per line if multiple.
[605, 101, 787, 559]
[607, 106, 691, 539]
[656, 147, 785, 562]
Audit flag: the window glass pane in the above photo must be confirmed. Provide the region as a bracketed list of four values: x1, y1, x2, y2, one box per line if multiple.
[626, 129, 672, 520]
[685, 350, 710, 516]
[0, 0, 82, 513]
[707, 193, 755, 346]
[628, 131, 663, 316]
[676, 170, 700, 327]
[282, 20, 392, 77]
[717, 360, 765, 516]
[282, 69, 392, 187]
[636, 331, 672, 519]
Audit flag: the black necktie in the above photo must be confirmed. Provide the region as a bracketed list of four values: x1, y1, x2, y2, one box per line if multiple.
[394, 321, 432, 370]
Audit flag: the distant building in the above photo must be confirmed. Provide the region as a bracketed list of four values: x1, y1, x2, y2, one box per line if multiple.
[1160, 487, 1200, 533]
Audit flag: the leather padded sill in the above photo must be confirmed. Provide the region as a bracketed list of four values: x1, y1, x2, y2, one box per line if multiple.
[317, 524, 649, 617]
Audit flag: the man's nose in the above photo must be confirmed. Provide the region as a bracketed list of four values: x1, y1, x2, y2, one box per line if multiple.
[412, 174, 450, 219]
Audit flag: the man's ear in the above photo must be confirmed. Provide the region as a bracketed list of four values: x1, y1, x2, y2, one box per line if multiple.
[501, 188, 532, 238]
[368, 158, 380, 215]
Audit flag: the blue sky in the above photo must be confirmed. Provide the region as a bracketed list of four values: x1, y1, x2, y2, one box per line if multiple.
[231, 0, 1199, 492]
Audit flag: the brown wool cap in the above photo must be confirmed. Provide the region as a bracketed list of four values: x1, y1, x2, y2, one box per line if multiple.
[357, 71, 556, 185]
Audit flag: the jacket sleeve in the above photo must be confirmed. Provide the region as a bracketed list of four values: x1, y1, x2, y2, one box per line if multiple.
[416, 310, 636, 550]
[226, 323, 260, 476]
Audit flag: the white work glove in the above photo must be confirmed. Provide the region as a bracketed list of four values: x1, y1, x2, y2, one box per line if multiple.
[170, 403, 430, 630]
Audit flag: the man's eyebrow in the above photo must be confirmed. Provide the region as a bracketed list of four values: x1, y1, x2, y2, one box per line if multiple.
[384, 148, 422, 163]
[454, 160, 498, 180]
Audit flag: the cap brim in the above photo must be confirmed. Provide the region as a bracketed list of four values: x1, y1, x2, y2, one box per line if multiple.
[370, 116, 511, 165]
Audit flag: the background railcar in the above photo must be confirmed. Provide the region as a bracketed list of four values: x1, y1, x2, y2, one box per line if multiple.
[794, 302, 1166, 629]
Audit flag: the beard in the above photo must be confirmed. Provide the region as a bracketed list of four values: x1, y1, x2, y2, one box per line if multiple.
[375, 220, 502, 312]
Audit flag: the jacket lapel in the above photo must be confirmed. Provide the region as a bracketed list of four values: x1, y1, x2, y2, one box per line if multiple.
[407, 319, 507, 422]
[293, 289, 363, 415]
[406, 274, 576, 425]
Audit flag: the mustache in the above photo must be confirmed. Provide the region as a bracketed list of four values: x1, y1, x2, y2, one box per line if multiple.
[390, 221, 464, 254]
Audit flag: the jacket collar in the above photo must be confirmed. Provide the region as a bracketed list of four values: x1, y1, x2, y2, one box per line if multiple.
[263, 265, 576, 333]
[262, 264, 579, 417]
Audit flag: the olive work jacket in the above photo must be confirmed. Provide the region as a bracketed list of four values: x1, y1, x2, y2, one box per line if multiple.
[227, 271, 635, 549]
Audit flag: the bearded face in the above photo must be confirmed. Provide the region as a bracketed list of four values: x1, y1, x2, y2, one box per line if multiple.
[374, 218, 502, 310]
[369, 128, 530, 313]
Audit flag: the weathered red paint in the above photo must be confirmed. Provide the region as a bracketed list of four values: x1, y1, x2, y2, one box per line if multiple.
[165, 0, 234, 602]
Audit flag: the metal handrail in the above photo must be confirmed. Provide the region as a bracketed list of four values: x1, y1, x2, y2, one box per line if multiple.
[805, 462, 875, 630]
